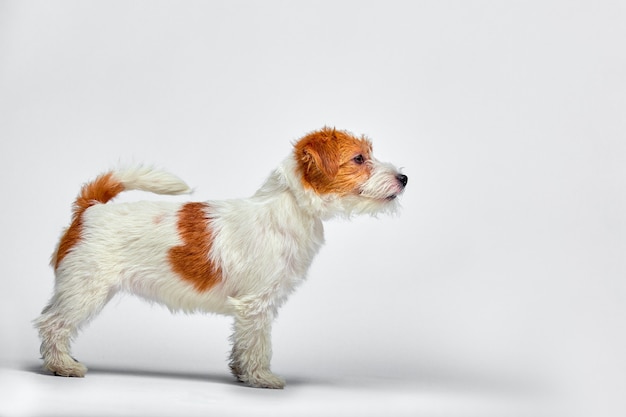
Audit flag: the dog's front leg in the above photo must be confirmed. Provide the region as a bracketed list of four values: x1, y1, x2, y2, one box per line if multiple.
[227, 296, 285, 389]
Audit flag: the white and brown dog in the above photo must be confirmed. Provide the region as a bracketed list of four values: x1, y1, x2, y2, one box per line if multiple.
[35, 127, 407, 388]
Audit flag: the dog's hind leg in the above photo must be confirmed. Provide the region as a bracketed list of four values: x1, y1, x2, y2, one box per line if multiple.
[34, 272, 116, 377]
[228, 296, 285, 389]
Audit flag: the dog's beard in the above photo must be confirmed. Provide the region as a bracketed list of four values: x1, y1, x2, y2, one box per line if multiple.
[317, 193, 401, 219]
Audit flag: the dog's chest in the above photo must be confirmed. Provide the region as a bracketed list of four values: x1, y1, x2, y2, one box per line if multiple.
[281, 216, 324, 280]
[209, 198, 325, 292]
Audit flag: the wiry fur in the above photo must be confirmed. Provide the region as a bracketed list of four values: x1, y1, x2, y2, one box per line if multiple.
[35, 127, 407, 388]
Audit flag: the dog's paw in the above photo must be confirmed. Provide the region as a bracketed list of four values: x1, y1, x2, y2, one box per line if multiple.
[45, 357, 88, 377]
[237, 370, 286, 389]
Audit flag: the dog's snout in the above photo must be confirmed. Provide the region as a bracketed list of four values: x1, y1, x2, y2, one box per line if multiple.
[396, 174, 408, 188]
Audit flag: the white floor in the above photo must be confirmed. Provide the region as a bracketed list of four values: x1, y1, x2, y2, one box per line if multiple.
[1, 361, 567, 417]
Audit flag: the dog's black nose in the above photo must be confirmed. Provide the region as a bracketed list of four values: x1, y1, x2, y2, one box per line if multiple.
[396, 174, 408, 188]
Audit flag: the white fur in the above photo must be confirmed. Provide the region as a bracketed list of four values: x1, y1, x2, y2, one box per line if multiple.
[35, 145, 406, 389]
[115, 164, 192, 195]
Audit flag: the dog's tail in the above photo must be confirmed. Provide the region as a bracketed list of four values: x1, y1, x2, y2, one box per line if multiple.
[72, 165, 191, 215]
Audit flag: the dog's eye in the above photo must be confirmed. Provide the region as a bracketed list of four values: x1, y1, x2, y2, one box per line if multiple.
[353, 155, 365, 165]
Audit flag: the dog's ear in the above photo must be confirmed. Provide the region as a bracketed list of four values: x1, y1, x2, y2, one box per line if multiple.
[299, 128, 342, 179]
[302, 139, 340, 179]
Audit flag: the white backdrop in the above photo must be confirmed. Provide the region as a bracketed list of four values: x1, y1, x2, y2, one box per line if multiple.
[1, 1, 624, 416]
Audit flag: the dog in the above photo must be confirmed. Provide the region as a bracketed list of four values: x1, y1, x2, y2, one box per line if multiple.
[35, 127, 407, 388]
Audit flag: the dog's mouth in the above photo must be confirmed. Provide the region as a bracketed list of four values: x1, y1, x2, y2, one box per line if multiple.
[358, 175, 406, 202]
[358, 191, 400, 202]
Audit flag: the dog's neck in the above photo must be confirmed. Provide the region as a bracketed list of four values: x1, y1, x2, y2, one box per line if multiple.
[253, 156, 347, 221]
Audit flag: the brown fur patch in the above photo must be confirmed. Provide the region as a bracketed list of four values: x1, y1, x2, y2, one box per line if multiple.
[169, 202, 222, 292]
[54, 218, 84, 270]
[53, 172, 125, 269]
[294, 127, 373, 196]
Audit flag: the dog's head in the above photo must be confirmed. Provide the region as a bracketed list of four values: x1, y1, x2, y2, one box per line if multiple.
[292, 127, 407, 217]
